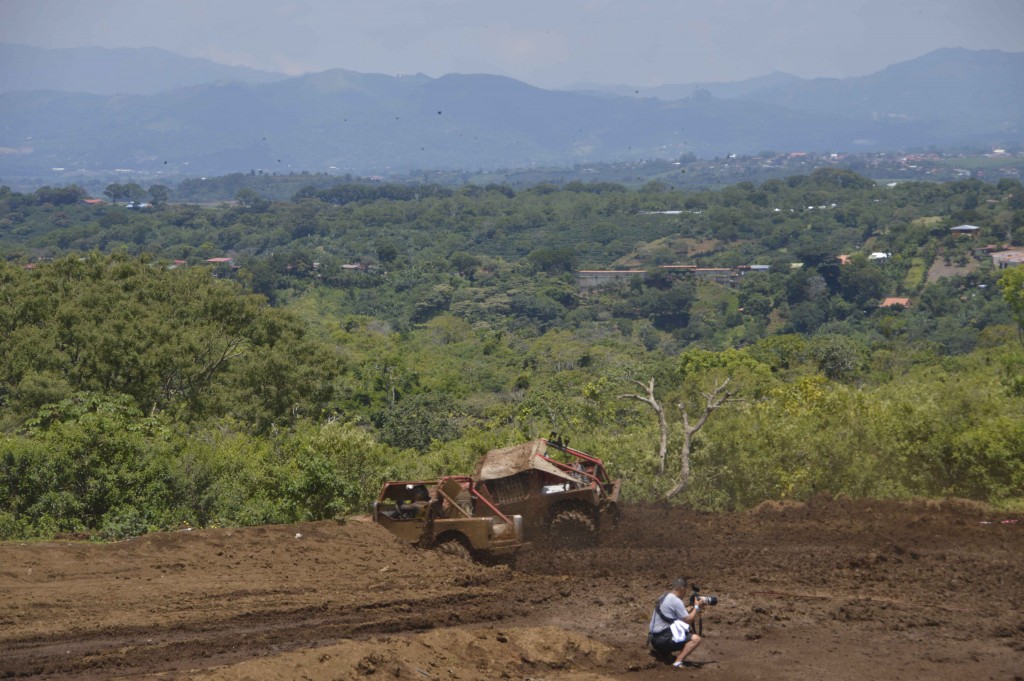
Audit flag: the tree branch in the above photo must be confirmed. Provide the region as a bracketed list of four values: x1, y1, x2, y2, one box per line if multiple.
[618, 377, 669, 474]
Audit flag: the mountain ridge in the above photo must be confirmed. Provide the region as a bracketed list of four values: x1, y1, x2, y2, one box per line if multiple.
[0, 47, 1020, 178]
[0, 43, 287, 95]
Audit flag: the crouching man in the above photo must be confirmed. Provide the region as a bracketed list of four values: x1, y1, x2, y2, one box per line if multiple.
[648, 577, 702, 668]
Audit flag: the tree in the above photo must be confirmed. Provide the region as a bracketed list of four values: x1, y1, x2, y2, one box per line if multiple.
[235, 188, 269, 211]
[33, 185, 86, 206]
[0, 254, 343, 428]
[998, 266, 1024, 348]
[620, 362, 742, 500]
[449, 251, 480, 277]
[666, 377, 734, 500]
[527, 247, 578, 274]
[810, 334, 867, 381]
[123, 183, 147, 205]
[788, 300, 827, 333]
[838, 257, 888, 307]
[619, 378, 669, 474]
[642, 280, 696, 331]
[379, 392, 463, 451]
[148, 184, 170, 208]
[103, 183, 126, 203]
[376, 241, 399, 264]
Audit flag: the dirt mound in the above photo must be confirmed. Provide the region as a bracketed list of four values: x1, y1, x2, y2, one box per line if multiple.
[190, 626, 616, 681]
[2, 498, 1022, 680]
[0, 519, 553, 679]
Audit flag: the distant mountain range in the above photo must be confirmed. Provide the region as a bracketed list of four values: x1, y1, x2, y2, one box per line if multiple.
[0, 45, 1020, 179]
[564, 71, 804, 101]
[0, 43, 285, 95]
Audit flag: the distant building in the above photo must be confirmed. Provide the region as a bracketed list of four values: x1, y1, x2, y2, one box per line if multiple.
[950, 224, 981, 234]
[879, 297, 911, 308]
[577, 263, 769, 291]
[868, 252, 891, 260]
[692, 268, 739, 286]
[991, 249, 1024, 269]
[576, 270, 646, 291]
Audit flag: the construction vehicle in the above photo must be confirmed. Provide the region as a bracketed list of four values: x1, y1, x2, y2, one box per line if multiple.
[472, 435, 621, 547]
[372, 475, 525, 561]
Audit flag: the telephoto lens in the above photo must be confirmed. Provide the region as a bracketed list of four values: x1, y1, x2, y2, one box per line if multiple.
[699, 595, 718, 606]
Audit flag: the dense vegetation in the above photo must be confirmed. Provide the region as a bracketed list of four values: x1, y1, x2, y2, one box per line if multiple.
[1, 169, 1023, 540]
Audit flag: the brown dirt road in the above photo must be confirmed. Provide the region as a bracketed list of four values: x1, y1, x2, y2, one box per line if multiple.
[1, 498, 1022, 680]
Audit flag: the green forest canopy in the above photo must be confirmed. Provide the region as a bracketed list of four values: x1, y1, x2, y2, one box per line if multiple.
[1, 169, 1022, 539]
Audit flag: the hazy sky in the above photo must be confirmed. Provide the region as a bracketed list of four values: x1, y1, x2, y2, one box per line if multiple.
[1, 0, 1022, 88]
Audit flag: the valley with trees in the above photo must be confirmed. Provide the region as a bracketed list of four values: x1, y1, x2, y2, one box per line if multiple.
[2, 168, 1023, 540]
[2, 24, 1024, 680]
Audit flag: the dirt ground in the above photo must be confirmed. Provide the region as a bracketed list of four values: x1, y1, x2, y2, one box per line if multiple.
[2, 498, 1022, 681]
[926, 255, 982, 282]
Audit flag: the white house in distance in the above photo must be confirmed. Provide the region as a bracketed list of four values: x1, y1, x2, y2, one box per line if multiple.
[950, 224, 981, 235]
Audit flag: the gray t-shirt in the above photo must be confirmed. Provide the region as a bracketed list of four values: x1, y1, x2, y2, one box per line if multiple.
[649, 591, 689, 634]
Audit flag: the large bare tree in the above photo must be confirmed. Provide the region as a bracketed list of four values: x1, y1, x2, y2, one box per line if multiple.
[621, 376, 735, 500]
[619, 378, 669, 474]
[665, 377, 734, 500]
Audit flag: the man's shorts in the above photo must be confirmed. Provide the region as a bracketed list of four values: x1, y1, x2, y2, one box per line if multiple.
[649, 628, 688, 654]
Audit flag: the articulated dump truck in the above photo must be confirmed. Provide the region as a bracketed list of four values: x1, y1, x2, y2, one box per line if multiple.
[373, 436, 621, 558]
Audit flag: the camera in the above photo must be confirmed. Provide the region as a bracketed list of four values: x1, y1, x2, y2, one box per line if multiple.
[689, 584, 718, 607]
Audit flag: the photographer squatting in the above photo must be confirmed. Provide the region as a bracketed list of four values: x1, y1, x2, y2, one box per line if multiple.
[647, 577, 710, 668]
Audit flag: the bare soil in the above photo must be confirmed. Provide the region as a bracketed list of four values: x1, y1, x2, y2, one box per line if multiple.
[926, 255, 982, 282]
[2, 498, 1022, 680]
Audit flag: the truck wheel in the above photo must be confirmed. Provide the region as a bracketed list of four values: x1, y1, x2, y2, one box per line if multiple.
[436, 538, 472, 561]
[549, 510, 597, 548]
[608, 502, 622, 528]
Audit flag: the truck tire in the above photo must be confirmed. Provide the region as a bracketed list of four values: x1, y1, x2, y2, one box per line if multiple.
[607, 502, 622, 528]
[436, 538, 472, 561]
[549, 509, 597, 548]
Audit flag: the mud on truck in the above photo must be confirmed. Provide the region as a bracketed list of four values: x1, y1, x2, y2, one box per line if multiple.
[372, 476, 525, 561]
[472, 436, 621, 547]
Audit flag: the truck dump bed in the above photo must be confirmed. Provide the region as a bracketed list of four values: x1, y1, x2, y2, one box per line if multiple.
[474, 439, 576, 482]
